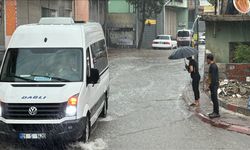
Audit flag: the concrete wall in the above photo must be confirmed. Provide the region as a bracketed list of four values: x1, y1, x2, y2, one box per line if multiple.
[89, 0, 106, 25]
[204, 63, 250, 82]
[176, 7, 189, 30]
[164, 7, 188, 38]
[156, 12, 164, 35]
[107, 13, 135, 48]
[107, 13, 135, 27]
[169, 0, 188, 8]
[165, 8, 177, 36]
[16, 0, 73, 26]
[17, 0, 40, 25]
[142, 24, 157, 48]
[205, 21, 250, 63]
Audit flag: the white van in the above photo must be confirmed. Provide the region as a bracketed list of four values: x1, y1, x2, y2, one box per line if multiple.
[0, 18, 109, 142]
[176, 29, 193, 47]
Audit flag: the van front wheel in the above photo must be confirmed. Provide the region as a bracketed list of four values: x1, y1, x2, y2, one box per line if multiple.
[79, 116, 90, 143]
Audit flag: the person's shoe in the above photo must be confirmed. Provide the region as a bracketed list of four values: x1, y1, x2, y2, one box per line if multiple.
[190, 102, 200, 107]
[208, 112, 214, 116]
[208, 113, 220, 119]
[190, 103, 196, 106]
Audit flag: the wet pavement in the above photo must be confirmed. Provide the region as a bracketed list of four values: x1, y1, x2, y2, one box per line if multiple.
[1, 48, 250, 149]
[81, 48, 250, 150]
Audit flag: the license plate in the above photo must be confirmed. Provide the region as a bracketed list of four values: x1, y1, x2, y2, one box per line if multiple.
[19, 133, 46, 140]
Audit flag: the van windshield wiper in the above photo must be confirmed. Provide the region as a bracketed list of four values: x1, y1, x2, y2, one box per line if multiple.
[30, 74, 71, 82]
[8, 75, 38, 82]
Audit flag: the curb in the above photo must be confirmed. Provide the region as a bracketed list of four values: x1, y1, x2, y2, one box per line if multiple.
[218, 98, 250, 116]
[183, 84, 250, 136]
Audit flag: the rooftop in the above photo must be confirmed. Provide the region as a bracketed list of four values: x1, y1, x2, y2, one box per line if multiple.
[201, 15, 250, 21]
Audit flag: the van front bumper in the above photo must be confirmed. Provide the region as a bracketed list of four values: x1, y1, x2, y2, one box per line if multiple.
[177, 41, 190, 46]
[0, 117, 86, 142]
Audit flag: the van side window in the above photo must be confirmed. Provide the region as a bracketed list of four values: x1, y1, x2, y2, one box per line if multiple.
[86, 48, 91, 79]
[90, 39, 108, 73]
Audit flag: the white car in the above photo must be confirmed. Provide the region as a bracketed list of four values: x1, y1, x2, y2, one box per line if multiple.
[152, 35, 177, 49]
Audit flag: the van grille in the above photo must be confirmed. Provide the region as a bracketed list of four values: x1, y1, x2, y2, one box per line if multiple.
[11, 124, 58, 132]
[2, 102, 67, 120]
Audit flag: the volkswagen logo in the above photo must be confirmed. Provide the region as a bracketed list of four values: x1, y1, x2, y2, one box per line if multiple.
[28, 106, 38, 116]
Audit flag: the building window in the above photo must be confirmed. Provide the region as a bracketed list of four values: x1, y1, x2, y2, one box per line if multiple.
[108, 0, 134, 13]
[64, 9, 72, 17]
[42, 7, 58, 17]
[175, 0, 183, 3]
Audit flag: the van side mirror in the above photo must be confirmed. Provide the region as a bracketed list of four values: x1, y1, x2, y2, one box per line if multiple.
[88, 69, 100, 84]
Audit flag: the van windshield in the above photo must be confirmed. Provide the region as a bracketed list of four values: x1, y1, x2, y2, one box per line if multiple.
[177, 31, 190, 37]
[0, 48, 83, 82]
[156, 36, 170, 40]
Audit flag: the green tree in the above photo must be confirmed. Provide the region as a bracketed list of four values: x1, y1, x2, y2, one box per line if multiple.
[126, 0, 165, 49]
[208, 0, 218, 15]
[234, 44, 250, 63]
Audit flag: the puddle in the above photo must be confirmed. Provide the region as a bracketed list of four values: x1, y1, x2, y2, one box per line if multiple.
[69, 138, 107, 150]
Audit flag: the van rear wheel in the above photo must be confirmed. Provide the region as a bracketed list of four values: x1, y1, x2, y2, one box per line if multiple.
[100, 94, 108, 118]
[100, 99, 107, 118]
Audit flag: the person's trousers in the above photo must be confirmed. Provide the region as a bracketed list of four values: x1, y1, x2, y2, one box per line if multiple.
[192, 75, 200, 100]
[210, 85, 219, 114]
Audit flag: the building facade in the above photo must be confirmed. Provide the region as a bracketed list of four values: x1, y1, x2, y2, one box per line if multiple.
[1, 0, 107, 49]
[107, 0, 135, 48]
[203, 15, 250, 63]
[202, 0, 250, 63]
[163, 0, 189, 38]
[107, 0, 189, 49]
[2, 0, 74, 49]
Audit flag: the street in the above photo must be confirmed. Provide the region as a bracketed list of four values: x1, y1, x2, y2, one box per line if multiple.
[1, 48, 250, 150]
[0, 0, 250, 149]
[69, 48, 250, 150]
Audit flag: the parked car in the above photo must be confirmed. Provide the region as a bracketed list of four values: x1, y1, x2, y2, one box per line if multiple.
[199, 32, 206, 44]
[177, 29, 193, 47]
[152, 35, 177, 49]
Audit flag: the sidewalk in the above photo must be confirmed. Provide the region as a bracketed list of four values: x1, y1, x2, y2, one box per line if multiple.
[182, 45, 250, 135]
[183, 84, 250, 135]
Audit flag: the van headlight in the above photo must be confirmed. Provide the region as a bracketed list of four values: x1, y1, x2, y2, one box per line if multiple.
[65, 94, 78, 117]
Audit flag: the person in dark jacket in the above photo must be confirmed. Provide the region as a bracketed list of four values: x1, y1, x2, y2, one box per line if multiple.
[186, 57, 201, 107]
[206, 54, 220, 118]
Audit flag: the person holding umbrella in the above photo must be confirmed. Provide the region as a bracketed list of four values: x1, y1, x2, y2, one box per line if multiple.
[185, 57, 201, 106]
[168, 46, 200, 106]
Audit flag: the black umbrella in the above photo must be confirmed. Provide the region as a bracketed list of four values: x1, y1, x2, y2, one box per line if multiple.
[168, 46, 198, 60]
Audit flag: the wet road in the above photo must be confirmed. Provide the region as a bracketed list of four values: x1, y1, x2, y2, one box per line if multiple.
[1, 49, 250, 150]
[82, 49, 250, 150]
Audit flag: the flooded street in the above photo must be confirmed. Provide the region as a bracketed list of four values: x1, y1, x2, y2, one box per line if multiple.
[1, 49, 250, 150]
[70, 49, 250, 150]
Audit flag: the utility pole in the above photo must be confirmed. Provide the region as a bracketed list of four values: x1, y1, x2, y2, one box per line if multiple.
[104, 0, 108, 47]
[194, 0, 199, 68]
